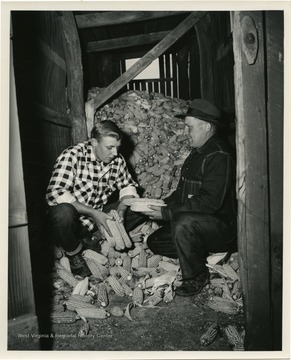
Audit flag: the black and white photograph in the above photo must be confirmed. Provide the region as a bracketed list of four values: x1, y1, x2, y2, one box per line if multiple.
[1, 1, 290, 358]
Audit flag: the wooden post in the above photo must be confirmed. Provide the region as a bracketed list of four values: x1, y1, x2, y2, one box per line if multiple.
[60, 11, 87, 144]
[232, 11, 272, 350]
[265, 11, 283, 350]
[9, 28, 39, 349]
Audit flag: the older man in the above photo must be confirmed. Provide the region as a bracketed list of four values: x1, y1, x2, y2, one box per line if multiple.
[46, 120, 143, 277]
[143, 99, 237, 297]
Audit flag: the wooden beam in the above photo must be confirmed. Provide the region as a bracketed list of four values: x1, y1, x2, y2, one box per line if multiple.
[232, 11, 272, 350]
[60, 11, 87, 144]
[75, 11, 190, 29]
[87, 31, 170, 53]
[92, 12, 206, 110]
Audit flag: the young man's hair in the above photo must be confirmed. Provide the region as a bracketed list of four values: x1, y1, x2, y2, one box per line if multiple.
[91, 120, 123, 141]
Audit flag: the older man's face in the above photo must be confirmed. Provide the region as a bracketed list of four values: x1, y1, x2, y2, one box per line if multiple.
[184, 116, 210, 148]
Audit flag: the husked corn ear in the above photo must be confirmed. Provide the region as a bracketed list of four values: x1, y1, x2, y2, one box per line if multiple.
[56, 265, 79, 288]
[116, 266, 132, 281]
[131, 256, 140, 269]
[82, 249, 108, 266]
[207, 296, 240, 315]
[122, 255, 132, 273]
[64, 296, 96, 311]
[85, 258, 105, 280]
[111, 210, 132, 248]
[97, 283, 109, 308]
[106, 275, 125, 297]
[147, 254, 162, 268]
[60, 256, 71, 272]
[50, 311, 79, 324]
[80, 277, 89, 296]
[128, 245, 142, 258]
[229, 257, 239, 271]
[76, 308, 110, 319]
[110, 306, 124, 317]
[138, 249, 147, 267]
[158, 261, 180, 272]
[109, 266, 120, 278]
[132, 267, 160, 278]
[100, 240, 111, 256]
[222, 263, 240, 281]
[115, 257, 123, 266]
[107, 218, 125, 250]
[121, 282, 133, 296]
[200, 322, 219, 346]
[132, 286, 144, 305]
[224, 325, 244, 349]
[210, 278, 224, 288]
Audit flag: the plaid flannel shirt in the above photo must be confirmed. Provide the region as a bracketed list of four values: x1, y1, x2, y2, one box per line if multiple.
[46, 140, 138, 231]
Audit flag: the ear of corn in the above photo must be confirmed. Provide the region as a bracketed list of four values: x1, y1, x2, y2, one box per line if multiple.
[128, 245, 142, 258]
[79, 277, 89, 296]
[82, 249, 108, 266]
[147, 254, 162, 268]
[224, 325, 244, 348]
[85, 258, 105, 281]
[106, 275, 125, 297]
[59, 256, 71, 272]
[222, 263, 240, 281]
[75, 308, 110, 319]
[110, 306, 124, 317]
[138, 249, 147, 268]
[71, 294, 93, 304]
[56, 266, 79, 288]
[100, 240, 110, 256]
[207, 296, 240, 315]
[51, 311, 79, 324]
[116, 266, 132, 281]
[64, 297, 97, 311]
[121, 282, 133, 296]
[132, 286, 144, 305]
[200, 322, 219, 346]
[111, 210, 132, 248]
[115, 257, 123, 266]
[122, 255, 132, 273]
[159, 261, 180, 272]
[97, 283, 109, 308]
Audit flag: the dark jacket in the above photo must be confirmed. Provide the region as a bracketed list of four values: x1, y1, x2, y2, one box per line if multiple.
[161, 133, 237, 224]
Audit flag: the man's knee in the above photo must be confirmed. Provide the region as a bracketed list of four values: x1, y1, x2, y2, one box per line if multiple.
[47, 203, 78, 225]
[172, 213, 204, 237]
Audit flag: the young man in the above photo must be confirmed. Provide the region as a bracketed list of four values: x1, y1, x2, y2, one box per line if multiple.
[143, 99, 237, 297]
[46, 120, 142, 277]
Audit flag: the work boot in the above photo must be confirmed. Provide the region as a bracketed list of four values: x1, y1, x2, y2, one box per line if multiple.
[67, 252, 91, 278]
[80, 234, 102, 252]
[176, 269, 210, 297]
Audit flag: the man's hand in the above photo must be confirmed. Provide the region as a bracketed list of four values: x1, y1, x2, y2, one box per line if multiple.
[142, 205, 163, 220]
[90, 210, 114, 236]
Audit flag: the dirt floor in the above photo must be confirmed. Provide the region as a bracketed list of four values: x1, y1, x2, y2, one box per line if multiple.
[8, 285, 245, 352]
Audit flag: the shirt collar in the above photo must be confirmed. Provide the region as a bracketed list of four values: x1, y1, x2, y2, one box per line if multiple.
[196, 133, 219, 154]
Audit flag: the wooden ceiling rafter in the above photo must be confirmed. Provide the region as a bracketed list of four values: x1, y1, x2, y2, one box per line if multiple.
[90, 11, 207, 110]
[86, 30, 171, 53]
[75, 11, 190, 29]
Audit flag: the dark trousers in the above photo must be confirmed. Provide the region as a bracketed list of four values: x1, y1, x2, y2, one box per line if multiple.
[46, 202, 145, 253]
[147, 212, 237, 280]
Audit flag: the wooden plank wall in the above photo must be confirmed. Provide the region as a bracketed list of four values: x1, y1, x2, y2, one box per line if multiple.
[11, 12, 71, 337]
[195, 12, 234, 113]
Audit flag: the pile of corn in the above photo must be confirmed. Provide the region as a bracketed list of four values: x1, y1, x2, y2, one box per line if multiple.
[205, 252, 243, 316]
[90, 89, 191, 199]
[51, 218, 182, 326]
